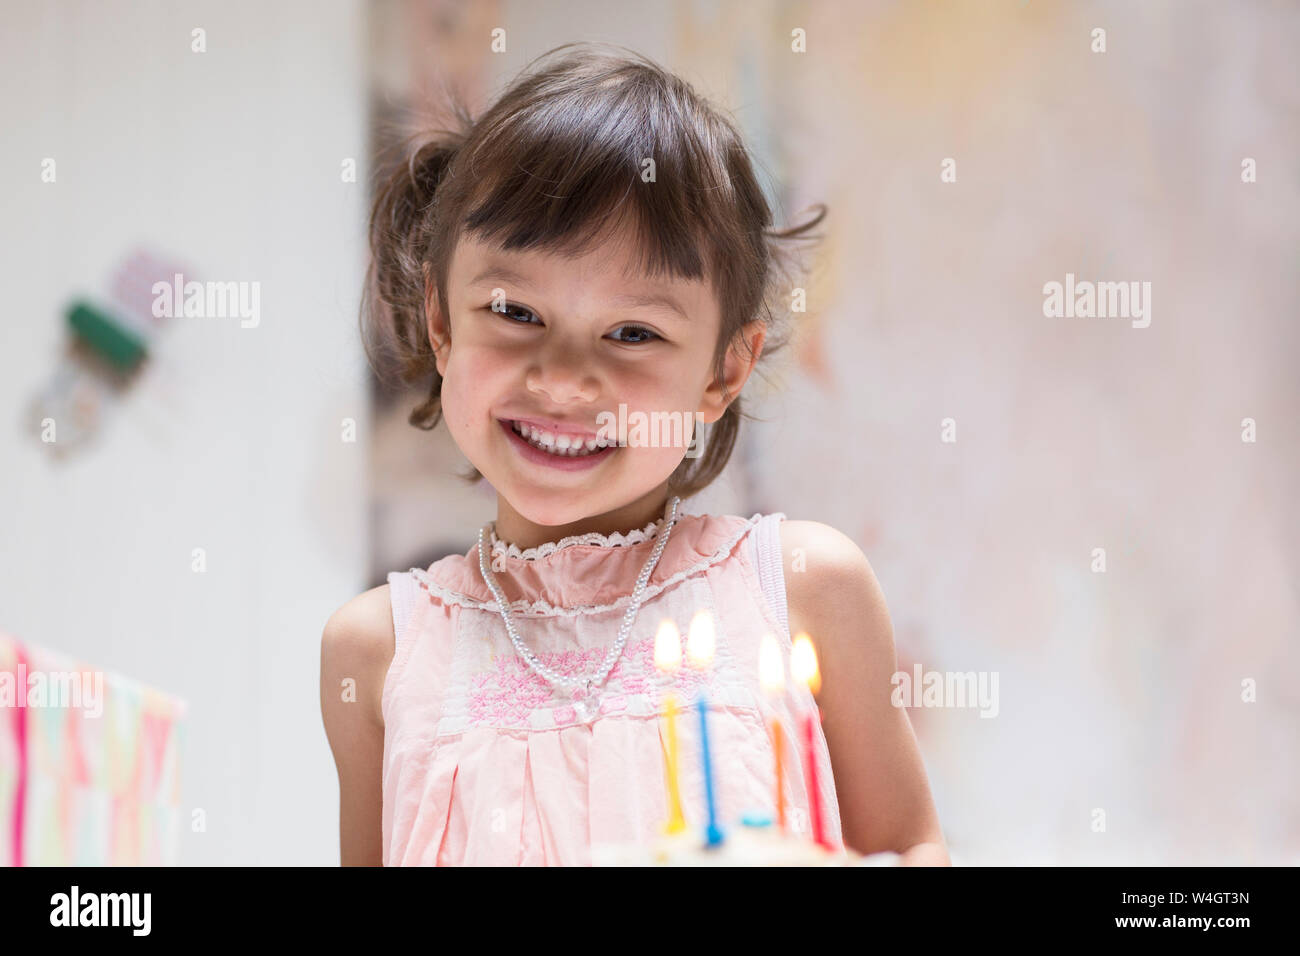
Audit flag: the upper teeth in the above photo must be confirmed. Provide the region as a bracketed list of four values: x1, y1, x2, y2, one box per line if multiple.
[511, 420, 612, 456]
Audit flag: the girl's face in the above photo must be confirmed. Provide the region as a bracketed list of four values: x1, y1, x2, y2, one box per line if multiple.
[427, 226, 762, 532]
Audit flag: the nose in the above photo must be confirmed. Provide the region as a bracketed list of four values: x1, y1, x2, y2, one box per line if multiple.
[525, 337, 599, 404]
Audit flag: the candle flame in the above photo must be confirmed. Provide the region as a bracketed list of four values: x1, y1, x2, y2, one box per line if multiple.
[686, 609, 715, 668]
[654, 619, 682, 672]
[790, 632, 821, 696]
[758, 632, 785, 694]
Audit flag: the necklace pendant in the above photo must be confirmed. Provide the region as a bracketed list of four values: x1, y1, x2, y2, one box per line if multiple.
[571, 681, 598, 723]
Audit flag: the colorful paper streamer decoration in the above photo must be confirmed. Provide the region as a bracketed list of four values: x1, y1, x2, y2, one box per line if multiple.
[0, 631, 186, 866]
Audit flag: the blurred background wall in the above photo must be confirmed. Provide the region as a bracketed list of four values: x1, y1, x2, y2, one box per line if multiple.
[2, 0, 1296, 865]
[1, 0, 369, 864]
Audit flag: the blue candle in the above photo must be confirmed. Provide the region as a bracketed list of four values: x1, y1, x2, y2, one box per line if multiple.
[686, 610, 724, 848]
[697, 691, 724, 847]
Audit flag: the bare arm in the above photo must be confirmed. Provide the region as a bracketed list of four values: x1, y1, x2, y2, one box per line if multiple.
[320, 584, 396, 866]
[780, 520, 950, 866]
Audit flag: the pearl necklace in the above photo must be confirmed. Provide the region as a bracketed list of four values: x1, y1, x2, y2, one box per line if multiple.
[477, 496, 681, 723]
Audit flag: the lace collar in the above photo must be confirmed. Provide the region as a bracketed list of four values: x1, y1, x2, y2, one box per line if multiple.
[488, 515, 667, 562]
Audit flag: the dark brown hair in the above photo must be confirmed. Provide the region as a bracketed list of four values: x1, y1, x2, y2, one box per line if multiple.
[363, 41, 825, 500]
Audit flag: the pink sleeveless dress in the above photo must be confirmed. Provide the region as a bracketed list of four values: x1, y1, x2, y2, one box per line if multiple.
[381, 509, 844, 866]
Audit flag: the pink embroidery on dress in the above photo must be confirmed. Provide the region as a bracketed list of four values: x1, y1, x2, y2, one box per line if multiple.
[466, 645, 604, 725]
[606, 635, 714, 699]
[600, 694, 628, 714]
[608, 636, 654, 695]
[466, 656, 553, 725]
[466, 633, 722, 726]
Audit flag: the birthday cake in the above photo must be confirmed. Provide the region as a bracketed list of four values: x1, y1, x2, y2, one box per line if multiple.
[591, 811, 902, 866]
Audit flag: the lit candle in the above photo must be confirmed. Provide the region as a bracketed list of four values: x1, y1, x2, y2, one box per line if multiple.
[758, 632, 786, 832]
[653, 619, 687, 835]
[791, 632, 828, 849]
[687, 609, 723, 847]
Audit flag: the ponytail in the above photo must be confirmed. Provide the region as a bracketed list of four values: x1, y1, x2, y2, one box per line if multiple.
[362, 129, 467, 431]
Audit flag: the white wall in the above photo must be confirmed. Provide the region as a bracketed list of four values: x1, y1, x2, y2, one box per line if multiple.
[369, 0, 1300, 865]
[0, 0, 369, 864]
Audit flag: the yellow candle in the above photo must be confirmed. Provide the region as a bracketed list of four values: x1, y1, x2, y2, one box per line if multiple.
[662, 692, 686, 834]
[654, 619, 686, 834]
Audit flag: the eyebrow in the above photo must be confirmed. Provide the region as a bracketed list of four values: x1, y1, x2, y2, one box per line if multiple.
[468, 265, 690, 322]
[469, 266, 536, 289]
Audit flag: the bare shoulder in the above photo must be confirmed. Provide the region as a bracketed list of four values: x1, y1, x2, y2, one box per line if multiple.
[778, 519, 873, 574]
[322, 583, 396, 667]
[776, 519, 892, 651]
[777, 519, 885, 602]
[320, 583, 396, 727]
[321, 585, 393, 865]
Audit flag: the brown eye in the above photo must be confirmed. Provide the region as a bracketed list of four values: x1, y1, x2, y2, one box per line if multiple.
[492, 302, 542, 325]
[607, 325, 661, 344]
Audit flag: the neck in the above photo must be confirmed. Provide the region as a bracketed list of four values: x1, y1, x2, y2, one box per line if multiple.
[493, 483, 674, 551]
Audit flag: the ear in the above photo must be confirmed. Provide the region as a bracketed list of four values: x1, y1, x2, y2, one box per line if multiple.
[698, 320, 766, 425]
[423, 263, 450, 377]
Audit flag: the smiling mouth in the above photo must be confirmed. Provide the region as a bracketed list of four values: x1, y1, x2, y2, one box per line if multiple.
[503, 419, 616, 458]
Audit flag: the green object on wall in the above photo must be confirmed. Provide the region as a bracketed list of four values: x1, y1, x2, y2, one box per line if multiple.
[66, 300, 147, 370]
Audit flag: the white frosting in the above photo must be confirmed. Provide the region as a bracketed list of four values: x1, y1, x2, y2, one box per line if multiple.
[591, 824, 899, 867]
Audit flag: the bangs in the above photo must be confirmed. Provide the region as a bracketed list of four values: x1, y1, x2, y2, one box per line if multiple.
[452, 63, 747, 289]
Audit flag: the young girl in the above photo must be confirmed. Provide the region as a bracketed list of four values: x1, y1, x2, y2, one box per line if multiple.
[321, 42, 948, 867]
